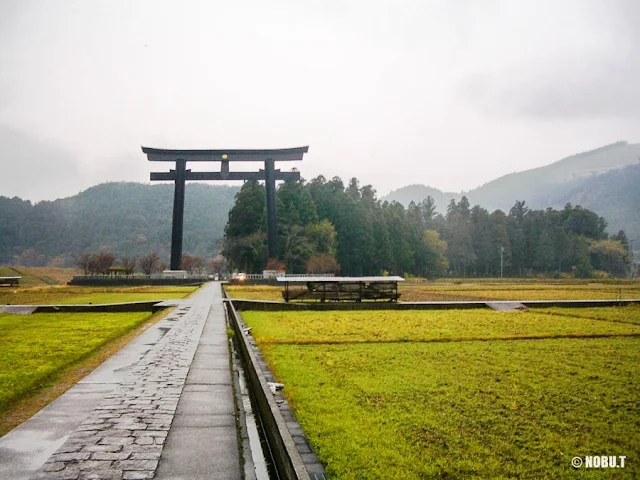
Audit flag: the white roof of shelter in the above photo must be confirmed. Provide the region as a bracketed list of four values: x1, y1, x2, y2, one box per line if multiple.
[276, 276, 404, 283]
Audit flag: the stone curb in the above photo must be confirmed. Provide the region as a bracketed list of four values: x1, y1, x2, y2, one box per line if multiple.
[225, 297, 328, 480]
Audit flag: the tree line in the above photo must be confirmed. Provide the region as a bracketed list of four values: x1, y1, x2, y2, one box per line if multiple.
[223, 176, 632, 278]
[0, 182, 237, 266]
[75, 251, 227, 276]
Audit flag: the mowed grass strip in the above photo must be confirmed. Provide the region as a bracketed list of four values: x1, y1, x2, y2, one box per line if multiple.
[0, 285, 197, 305]
[242, 309, 640, 344]
[0, 311, 150, 413]
[538, 305, 640, 325]
[225, 285, 285, 301]
[400, 283, 640, 302]
[261, 338, 640, 479]
[0, 266, 79, 285]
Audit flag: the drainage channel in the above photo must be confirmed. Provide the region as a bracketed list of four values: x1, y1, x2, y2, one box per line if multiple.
[223, 284, 326, 480]
[231, 336, 278, 480]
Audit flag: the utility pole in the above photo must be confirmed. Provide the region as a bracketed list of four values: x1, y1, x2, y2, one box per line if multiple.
[631, 239, 635, 279]
[500, 245, 504, 279]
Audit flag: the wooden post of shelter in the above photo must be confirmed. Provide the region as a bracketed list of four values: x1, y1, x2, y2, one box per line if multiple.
[142, 146, 308, 271]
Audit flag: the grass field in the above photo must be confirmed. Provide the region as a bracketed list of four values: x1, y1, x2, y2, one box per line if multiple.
[0, 284, 200, 435]
[0, 266, 79, 285]
[400, 282, 640, 302]
[225, 285, 284, 301]
[0, 285, 197, 305]
[241, 306, 640, 479]
[263, 339, 638, 479]
[245, 306, 640, 344]
[539, 306, 640, 325]
[0, 311, 150, 413]
[226, 281, 640, 302]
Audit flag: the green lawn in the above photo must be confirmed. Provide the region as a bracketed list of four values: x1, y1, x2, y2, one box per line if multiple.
[400, 282, 640, 302]
[539, 305, 640, 325]
[244, 308, 640, 344]
[0, 286, 197, 305]
[0, 266, 79, 285]
[243, 307, 640, 479]
[0, 312, 151, 413]
[225, 285, 283, 301]
[263, 339, 639, 479]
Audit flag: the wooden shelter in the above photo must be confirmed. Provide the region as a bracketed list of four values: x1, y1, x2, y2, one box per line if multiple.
[278, 276, 404, 302]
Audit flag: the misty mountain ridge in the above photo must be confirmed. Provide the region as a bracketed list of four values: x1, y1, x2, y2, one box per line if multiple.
[381, 184, 462, 211]
[383, 141, 640, 242]
[466, 140, 640, 211]
[0, 182, 239, 265]
[2, 141, 638, 267]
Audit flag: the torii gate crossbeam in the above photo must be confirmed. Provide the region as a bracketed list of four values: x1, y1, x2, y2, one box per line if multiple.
[142, 146, 308, 271]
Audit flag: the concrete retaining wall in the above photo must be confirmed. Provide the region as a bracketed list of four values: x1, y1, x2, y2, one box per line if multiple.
[224, 297, 312, 480]
[223, 290, 640, 479]
[0, 301, 165, 314]
[68, 276, 207, 286]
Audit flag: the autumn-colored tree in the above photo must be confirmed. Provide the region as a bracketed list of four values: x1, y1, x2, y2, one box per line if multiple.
[138, 252, 162, 275]
[76, 253, 92, 274]
[589, 239, 630, 277]
[119, 256, 137, 275]
[306, 253, 340, 274]
[88, 252, 116, 274]
[265, 258, 286, 271]
[181, 255, 206, 274]
[209, 255, 228, 277]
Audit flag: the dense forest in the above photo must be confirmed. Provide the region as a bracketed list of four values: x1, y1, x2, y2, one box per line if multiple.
[536, 163, 640, 244]
[223, 176, 632, 278]
[0, 177, 632, 278]
[0, 182, 238, 266]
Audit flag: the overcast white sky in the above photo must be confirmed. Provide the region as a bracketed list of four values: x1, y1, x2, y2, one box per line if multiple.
[0, 0, 638, 202]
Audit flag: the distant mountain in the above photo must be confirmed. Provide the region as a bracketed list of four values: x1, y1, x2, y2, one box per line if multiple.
[0, 182, 240, 265]
[533, 163, 640, 245]
[3, 141, 639, 268]
[466, 141, 640, 212]
[383, 185, 461, 210]
[382, 141, 640, 243]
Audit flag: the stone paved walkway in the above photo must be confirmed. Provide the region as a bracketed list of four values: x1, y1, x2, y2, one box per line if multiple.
[154, 286, 241, 480]
[0, 283, 242, 480]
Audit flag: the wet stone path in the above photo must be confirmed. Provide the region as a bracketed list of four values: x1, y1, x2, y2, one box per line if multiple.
[28, 283, 241, 480]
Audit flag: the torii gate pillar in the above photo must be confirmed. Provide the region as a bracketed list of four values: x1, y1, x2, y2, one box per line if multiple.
[171, 159, 187, 269]
[142, 146, 308, 271]
[264, 159, 278, 260]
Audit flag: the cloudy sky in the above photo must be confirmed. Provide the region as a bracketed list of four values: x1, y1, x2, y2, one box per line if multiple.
[0, 0, 638, 202]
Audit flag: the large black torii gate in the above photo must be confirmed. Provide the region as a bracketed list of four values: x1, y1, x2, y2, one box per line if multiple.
[142, 146, 308, 271]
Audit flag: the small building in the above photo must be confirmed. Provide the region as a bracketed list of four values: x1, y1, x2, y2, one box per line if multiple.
[278, 276, 404, 303]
